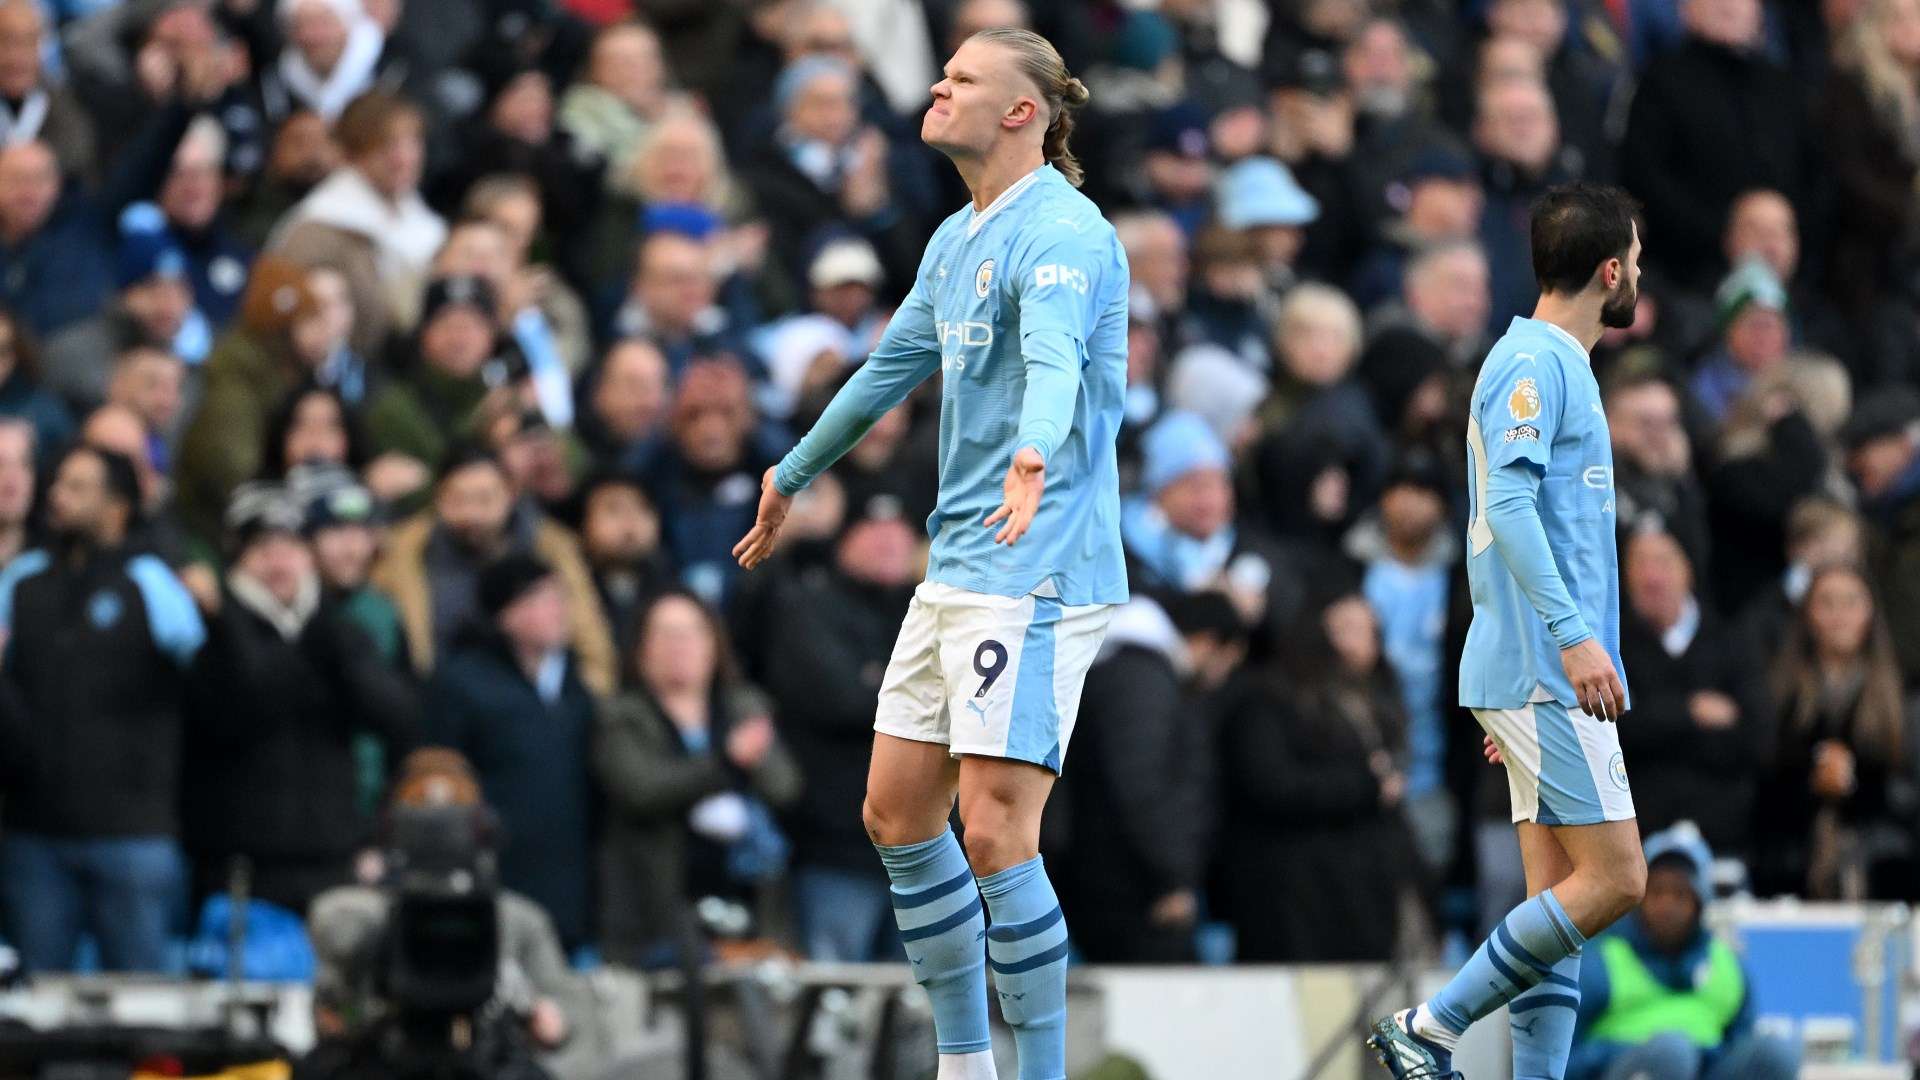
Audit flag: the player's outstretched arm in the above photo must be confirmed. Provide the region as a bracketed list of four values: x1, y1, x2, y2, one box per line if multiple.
[1483, 463, 1626, 720]
[735, 280, 939, 569]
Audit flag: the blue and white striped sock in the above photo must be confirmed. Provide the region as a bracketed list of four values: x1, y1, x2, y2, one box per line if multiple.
[978, 856, 1069, 1080]
[1417, 888, 1585, 1049]
[1509, 953, 1581, 1080]
[878, 830, 991, 1055]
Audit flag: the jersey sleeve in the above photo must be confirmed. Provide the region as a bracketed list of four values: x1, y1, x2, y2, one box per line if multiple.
[1474, 346, 1591, 649]
[773, 255, 941, 495]
[1477, 347, 1567, 474]
[1008, 218, 1103, 463]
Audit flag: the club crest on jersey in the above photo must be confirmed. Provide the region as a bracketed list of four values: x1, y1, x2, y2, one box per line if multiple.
[975, 259, 994, 298]
[1509, 377, 1542, 422]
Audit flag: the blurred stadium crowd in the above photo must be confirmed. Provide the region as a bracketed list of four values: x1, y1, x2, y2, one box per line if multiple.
[0, 0, 1914, 1021]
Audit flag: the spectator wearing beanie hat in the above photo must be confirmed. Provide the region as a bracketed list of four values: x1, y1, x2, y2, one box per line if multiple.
[297, 467, 404, 665]
[43, 219, 205, 411]
[1344, 452, 1459, 871]
[1122, 411, 1322, 658]
[744, 54, 922, 301]
[364, 274, 501, 474]
[181, 479, 415, 914]
[424, 552, 598, 950]
[177, 256, 333, 545]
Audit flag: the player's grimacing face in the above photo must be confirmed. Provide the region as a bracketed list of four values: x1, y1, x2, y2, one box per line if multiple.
[924, 40, 1031, 156]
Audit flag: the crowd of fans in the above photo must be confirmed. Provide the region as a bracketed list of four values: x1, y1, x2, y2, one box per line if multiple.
[0, 0, 1914, 1018]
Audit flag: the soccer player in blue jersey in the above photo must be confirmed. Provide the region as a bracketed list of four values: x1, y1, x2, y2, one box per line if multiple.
[1369, 184, 1651, 1080]
[732, 28, 1127, 1080]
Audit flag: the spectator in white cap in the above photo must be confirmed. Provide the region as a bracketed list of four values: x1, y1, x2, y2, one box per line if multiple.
[750, 236, 889, 422]
[756, 314, 850, 423]
[1166, 343, 1270, 454]
[1215, 156, 1320, 304]
[806, 236, 885, 345]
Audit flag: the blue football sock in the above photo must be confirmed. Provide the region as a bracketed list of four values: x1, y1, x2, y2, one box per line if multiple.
[978, 856, 1069, 1080]
[1422, 888, 1585, 1041]
[1509, 953, 1581, 1079]
[878, 830, 990, 1054]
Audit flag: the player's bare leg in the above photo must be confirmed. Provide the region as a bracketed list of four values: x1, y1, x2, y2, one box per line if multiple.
[955, 755, 1053, 874]
[864, 733, 962, 847]
[1544, 820, 1647, 935]
[958, 756, 1069, 1080]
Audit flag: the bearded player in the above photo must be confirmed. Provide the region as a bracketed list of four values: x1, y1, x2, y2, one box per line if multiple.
[1370, 184, 1650, 1080]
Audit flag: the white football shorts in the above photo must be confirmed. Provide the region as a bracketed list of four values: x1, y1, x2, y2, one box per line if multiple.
[1475, 685, 1636, 826]
[873, 581, 1113, 773]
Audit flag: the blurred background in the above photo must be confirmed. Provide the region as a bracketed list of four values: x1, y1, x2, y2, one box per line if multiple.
[0, 0, 1916, 1075]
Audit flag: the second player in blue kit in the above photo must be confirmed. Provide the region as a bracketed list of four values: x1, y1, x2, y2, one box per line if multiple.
[734, 28, 1127, 1080]
[1371, 184, 1652, 1080]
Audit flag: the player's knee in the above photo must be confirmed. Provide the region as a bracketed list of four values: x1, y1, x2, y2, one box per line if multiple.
[862, 793, 928, 848]
[1611, 846, 1648, 915]
[959, 821, 1024, 877]
[957, 798, 1036, 877]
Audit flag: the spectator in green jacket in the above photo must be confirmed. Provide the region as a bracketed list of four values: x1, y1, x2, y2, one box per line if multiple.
[1569, 824, 1799, 1080]
[364, 274, 498, 476]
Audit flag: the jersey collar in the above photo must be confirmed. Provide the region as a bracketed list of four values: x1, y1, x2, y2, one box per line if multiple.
[967, 164, 1049, 238]
[1516, 316, 1592, 365]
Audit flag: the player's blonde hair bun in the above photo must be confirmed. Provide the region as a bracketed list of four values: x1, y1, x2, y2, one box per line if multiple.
[972, 28, 1091, 187]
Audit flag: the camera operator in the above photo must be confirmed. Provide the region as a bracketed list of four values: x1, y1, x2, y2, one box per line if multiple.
[300, 748, 596, 1080]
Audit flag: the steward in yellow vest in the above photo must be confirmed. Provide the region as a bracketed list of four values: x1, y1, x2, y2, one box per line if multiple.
[1567, 824, 1800, 1080]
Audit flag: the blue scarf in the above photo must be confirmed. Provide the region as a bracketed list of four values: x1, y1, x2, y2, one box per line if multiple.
[1121, 496, 1235, 591]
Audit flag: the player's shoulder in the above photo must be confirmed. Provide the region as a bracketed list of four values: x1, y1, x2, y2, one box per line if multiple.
[1018, 179, 1115, 244]
[1483, 325, 1585, 382]
[1476, 331, 1569, 411]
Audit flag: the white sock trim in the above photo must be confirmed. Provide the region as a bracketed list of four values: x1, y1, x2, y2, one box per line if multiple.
[936, 1048, 1000, 1080]
[1411, 1004, 1463, 1051]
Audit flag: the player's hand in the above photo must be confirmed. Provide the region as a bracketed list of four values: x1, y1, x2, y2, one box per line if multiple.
[1561, 638, 1626, 722]
[733, 468, 793, 570]
[984, 446, 1045, 546]
[1483, 735, 1503, 766]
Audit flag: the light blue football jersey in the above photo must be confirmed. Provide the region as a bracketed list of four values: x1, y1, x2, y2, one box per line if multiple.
[1459, 316, 1628, 711]
[775, 163, 1131, 606]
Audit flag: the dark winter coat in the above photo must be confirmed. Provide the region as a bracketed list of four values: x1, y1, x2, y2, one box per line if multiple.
[594, 682, 800, 965]
[1620, 39, 1810, 286]
[0, 545, 204, 837]
[1211, 670, 1414, 961]
[1055, 602, 1213, 963]
[182, 587, 416, 909]
[425, 638, 599, 949]
[762, 566, 911, 872]
[1616, 606, 1769, 855]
